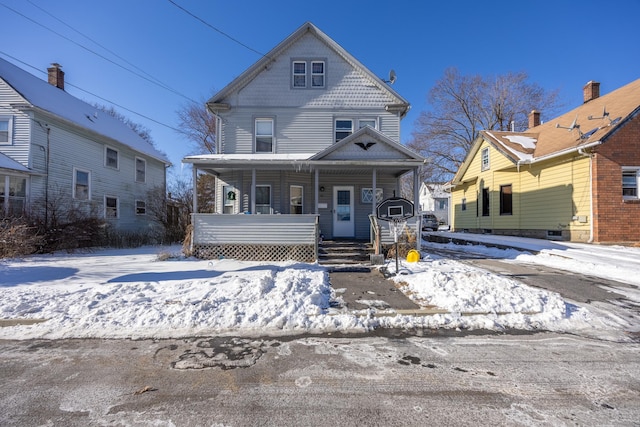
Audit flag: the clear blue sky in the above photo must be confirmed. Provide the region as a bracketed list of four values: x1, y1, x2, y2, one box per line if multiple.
[1, 0, 638, 181]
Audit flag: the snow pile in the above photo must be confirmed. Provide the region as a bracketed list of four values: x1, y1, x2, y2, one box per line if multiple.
[0, 239, 635, 341]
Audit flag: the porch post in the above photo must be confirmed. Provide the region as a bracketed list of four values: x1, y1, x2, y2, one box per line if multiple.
[413, 167, 420, 250]
[314, 168, 319, 214]
[372, 168, 377, 216]
[251, 169, 256, 214]
[192, 166, 198, 213]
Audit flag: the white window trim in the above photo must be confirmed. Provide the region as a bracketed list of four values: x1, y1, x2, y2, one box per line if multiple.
[73, 167, 91, 200]
[622, 167, 640, 200]
[255, 184, 272, 214]
[135, 200, 146, 215]
[292, 60, 307, 88]
[105, 146, 119, 169]
[292, 58, 326, 89]
[135, 157, 146, 183]
[361, 188, 383, 204]
[311, 60, 325, 88]
[104, 195, 119, 219]
[481, 147, 490, 171]
[290, 185, 303, 214]
[0, 116, 13, 145]
[254, 117, 275, 153]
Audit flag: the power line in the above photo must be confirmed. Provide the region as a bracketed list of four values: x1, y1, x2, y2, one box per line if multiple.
[0, 1, 198, 104]
[0, 51, 183, 134]
[25, 0, 169, 90]
[167, 0, 271, 60]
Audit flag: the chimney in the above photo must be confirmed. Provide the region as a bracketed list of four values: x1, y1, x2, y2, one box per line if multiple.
[47, 63, 64, 90]
[528, 110, 541, 128]
[583, 81, 600, 103]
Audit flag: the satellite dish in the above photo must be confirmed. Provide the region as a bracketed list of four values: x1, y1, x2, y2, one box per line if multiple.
[388, 69, 397, 85]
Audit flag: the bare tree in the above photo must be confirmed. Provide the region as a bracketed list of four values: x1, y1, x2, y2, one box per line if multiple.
[94, 104, 155, 144]
[176, 97, 217, 154]
[408, 68, 561, 181]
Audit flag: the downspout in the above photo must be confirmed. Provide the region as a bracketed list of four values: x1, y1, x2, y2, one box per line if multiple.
[44, 125, 50, 226]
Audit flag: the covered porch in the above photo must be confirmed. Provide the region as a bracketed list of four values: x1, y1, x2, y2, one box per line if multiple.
[183, 128, 425, 262]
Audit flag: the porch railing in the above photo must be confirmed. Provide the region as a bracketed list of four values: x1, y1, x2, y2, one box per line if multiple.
[191, 213, 320, 262]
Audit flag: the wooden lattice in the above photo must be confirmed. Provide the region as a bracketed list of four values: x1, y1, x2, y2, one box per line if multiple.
[193, 244, 316, 262]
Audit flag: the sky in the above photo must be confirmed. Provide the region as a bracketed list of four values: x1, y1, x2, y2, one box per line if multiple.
[1, 233, 638, 342]
[1, 0, 639, 182]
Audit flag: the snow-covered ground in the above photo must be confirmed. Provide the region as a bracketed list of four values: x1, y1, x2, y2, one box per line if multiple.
[1, 234, 639, 341]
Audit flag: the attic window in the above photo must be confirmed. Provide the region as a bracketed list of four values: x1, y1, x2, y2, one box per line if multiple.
[481, 147, 490, 171]
[292, 59, 325, 89]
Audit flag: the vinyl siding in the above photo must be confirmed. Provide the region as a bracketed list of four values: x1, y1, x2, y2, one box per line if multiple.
[216, 171, 400, 240]
[220, 107, 401, 155]
[0, 79, 31, 167]
[30, 112, 165, 232]
[452, 138, 592, 238]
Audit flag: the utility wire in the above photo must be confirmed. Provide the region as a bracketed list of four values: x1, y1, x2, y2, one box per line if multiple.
[167, 0, 271, 60]
[25, 0, 170, 90]
[0, 1, 198, 104]
[0, 51, 182, 134]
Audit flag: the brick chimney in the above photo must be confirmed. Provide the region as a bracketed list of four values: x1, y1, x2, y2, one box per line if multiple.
[528, 110, 541, 128]
[47, 63, 64, 90]
[583, 81, 600, 103]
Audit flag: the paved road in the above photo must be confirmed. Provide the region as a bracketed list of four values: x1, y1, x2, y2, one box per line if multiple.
[1, 334, 639, 426]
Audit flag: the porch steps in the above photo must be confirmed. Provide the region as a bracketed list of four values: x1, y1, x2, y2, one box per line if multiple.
[318, 240, 373, 265]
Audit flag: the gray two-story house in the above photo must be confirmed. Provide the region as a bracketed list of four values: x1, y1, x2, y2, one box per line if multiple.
[183, 22, 424, 261]
[0, 58, 170, 233]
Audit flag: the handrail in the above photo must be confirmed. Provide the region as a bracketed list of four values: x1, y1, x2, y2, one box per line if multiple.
[369, 214, 382, 255]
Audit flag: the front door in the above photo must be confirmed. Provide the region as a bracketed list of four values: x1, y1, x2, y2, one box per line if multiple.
[333, 186, 354, 237]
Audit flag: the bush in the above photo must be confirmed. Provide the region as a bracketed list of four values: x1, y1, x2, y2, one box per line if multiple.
[0, 218, 44, 258]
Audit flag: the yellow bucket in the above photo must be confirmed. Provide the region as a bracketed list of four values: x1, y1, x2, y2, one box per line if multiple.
[406, 249, 420, 263]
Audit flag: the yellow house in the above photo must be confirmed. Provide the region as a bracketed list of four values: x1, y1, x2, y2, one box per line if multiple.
[450, 79, 640, 244]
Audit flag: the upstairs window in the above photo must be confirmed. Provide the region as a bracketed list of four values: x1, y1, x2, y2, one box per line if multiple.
[358, 119, 377, 130]
[105, 146, 118, 169]
[335, 119, 353, 142]
[136, 200, 146, 215]
[255, 118, 274, 153]
[293, 61, 306, 88]
[481, 147, 490, 171]
[0, 116, 12, 145]
[623, 168, 639, 199]
[135, 157, 146, 183]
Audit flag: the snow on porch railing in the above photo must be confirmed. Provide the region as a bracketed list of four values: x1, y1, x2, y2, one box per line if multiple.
[191, 214, 320, 262]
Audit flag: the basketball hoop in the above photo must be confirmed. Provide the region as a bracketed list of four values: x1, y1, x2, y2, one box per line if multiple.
[388, 217, 407, 243]
[375, 197, 415, 274]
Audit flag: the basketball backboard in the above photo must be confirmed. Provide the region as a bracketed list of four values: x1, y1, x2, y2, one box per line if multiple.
[376, 197, 414, 221]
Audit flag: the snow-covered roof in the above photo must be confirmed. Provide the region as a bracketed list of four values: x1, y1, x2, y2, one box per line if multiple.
[0, 58, 170, 165]
[0, 151, 31, 173]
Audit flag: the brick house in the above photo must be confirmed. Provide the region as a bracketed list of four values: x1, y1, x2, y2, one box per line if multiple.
[449, 79, 640, 244]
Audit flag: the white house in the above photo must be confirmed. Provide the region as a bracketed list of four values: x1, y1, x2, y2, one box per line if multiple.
[183, 22, 425, 261]
[418, 182, 450, 225]
[0, 58, 170, 232]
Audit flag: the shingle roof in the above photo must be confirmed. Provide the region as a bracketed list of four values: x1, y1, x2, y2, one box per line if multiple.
[0, 58, 170, 165]
[484, 78, 640, 163]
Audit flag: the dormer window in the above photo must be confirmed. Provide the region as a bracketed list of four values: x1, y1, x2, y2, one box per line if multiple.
[292, 59, 325, 88]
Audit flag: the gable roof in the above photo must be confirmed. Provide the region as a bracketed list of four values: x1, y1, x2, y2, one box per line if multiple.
[207, 22, 409, 116]
[0, 58, 170, 165]
[453, 78, 640, 184]
[309, 126, 422, 161]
